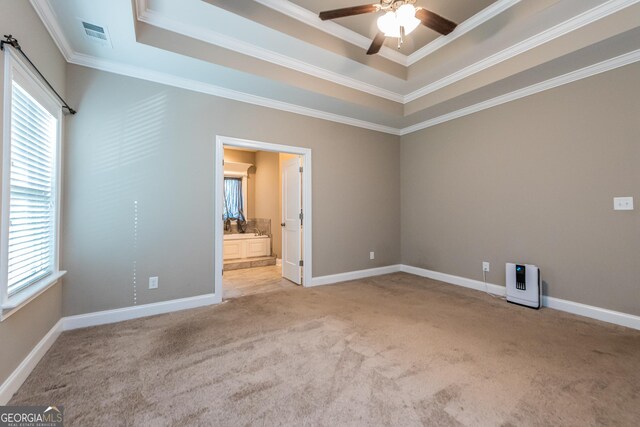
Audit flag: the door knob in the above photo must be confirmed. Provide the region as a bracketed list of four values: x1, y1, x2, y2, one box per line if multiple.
[281, 222, 285, 227]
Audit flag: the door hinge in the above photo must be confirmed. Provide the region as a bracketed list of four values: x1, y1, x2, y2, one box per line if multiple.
[222, 159, 225, 166]
[299, 260, 304, 267]
[299, 166, 303, 173]
[299, 210, 303, 226]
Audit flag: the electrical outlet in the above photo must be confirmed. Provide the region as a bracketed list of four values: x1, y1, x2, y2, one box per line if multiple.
[613, 197, 634, 211]
[482, 262, 490, 272]
[149, 276, 158, 289]
[370, 251, 375, 260]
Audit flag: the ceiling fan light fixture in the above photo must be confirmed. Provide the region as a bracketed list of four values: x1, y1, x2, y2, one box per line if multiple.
[377, 11, 400, 38]
[318, 1, 458, 55]
[396, 4, 420, 35]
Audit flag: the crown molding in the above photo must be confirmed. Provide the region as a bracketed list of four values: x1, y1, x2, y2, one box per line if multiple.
[406, 0, 521, 66]
[29, 0, 74, 61]
[32, 0, 640, 138]
[400, 48, 640, 135]
[33, 0, 640, 109]
[253, 0, 408, 65]
[67, 51, 402, 135]
[136, 1, 405, 103]
[64, 46, 640, 138]
[33, 0, 402, 134]
[405, 0, 640, 102]
[137, 0, 640, 106]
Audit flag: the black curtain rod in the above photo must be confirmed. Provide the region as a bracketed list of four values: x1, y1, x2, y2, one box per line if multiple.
[1, 34, 76, 115]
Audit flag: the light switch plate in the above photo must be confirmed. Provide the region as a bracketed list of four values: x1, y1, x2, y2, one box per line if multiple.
[149, 276, 158, 289]
[613, 197, 634, 211]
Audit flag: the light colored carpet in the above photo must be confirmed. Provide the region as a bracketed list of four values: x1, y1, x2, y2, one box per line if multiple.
[10, 273, 640, 426]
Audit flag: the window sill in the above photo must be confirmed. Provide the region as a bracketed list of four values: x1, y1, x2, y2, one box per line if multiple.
[1, 271, 66, 321]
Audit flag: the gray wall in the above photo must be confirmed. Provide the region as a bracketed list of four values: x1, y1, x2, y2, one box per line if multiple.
[0, 285, 62, 386]
[401, 62, 640, 316]
[4, 0, 637, 391]
[0, 0, 65, 386]
[254, 151, 281, 258]
[62, 65, 401, 316]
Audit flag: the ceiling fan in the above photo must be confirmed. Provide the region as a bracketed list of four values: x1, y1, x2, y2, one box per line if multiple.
[318, 0, 458, 55]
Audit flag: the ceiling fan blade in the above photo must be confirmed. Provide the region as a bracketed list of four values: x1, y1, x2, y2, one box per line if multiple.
[366, 32, 386, 55]
[319, 4, 378, 21]
[415, 9, 457, 35]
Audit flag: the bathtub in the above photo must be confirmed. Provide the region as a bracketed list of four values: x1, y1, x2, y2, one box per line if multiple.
[223, 234, 270, 260]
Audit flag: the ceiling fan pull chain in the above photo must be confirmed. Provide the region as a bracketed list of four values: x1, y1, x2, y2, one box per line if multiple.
[398, 26, 405, 49]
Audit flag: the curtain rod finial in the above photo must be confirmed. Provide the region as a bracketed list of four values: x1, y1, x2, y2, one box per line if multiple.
[1, 35, 20, 50]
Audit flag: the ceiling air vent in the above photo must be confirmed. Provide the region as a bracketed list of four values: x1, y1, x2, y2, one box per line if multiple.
[80, 21, 111, 47]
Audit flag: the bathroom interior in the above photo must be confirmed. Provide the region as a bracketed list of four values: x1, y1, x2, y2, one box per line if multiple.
[222, 146, 302, 299]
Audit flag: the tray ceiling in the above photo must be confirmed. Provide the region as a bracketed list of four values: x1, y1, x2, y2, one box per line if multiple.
[31, 0, 640, 135]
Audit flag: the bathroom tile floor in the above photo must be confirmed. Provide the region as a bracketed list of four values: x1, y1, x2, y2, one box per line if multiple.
[223, 265, 298, 299]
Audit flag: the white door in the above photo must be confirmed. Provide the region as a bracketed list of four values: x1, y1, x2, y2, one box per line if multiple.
[282, 156, 302, 284]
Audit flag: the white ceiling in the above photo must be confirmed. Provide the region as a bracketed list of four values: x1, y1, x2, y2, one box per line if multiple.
[32, 0, 640, 134]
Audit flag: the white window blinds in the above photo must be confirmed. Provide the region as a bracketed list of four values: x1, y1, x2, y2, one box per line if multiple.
[7, 81, 58, 296]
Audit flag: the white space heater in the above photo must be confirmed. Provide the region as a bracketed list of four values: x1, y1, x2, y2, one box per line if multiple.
[506, 263, 541, 309]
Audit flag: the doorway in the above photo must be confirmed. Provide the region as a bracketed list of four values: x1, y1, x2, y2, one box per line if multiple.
[214, 136, 312, 302]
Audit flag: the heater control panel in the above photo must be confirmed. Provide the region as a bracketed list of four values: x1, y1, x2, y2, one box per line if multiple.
[506, 263, 540, 309]
[515, 264, 526, 290]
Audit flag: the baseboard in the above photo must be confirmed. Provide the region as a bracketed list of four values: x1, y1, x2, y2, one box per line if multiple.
[400, 265, 507, 296]
[3, 264, 638, 406]
[541, 295, 640, 330]
[1, 294, 219, 403]
[309, 264, 401, 287]
[63, 293, 219, 331]
[0, 319, 63, 405]
[401, 264, 640, 331]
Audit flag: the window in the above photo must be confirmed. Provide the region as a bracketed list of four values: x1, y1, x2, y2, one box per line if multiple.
[223, 177, 245, 221]
[221, 160, 251, 223]
[1, 49, 64, 314]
